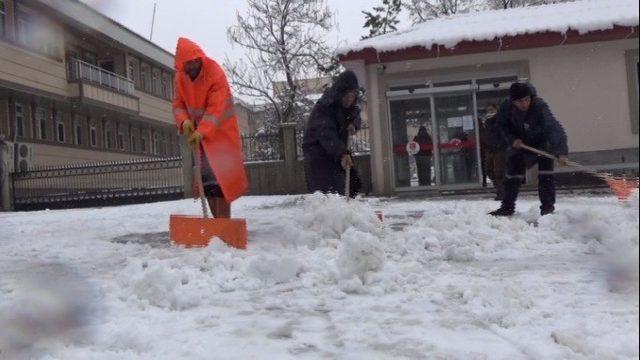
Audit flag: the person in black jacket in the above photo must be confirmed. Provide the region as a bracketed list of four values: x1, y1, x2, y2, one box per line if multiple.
[302, 70, 362, 197]
[490, 82, 569, 217]
[413, 125, 433, 186]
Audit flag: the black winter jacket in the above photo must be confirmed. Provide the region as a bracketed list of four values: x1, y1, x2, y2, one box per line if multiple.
[497, 84, 569, 156]
[302, 90, 361, 161]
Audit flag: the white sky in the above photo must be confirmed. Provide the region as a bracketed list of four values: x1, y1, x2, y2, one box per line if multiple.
[81, 0, 397, 62]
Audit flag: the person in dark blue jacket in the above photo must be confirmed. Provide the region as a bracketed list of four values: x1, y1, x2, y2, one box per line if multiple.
[302, 70, 362, 198]
[490, 82, 570, 217]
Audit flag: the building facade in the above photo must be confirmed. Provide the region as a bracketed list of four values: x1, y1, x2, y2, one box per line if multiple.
[339, 1, 639, 196]
[0, 0, 179, 170]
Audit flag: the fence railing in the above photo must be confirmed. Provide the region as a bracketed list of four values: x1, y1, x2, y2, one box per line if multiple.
[67, 57, 135, 96]
[12, 157, 183, 210]
[241, 133, 283, 162]
[296, 126, 371, 159]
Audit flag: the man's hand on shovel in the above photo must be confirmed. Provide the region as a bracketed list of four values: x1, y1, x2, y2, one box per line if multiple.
[182, 120, 195, 137]
[557, 155, 570, 167]
[188, 130, 203, 148]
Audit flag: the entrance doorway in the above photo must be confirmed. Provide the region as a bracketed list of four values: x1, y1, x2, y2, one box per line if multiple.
[387, 77, 515, 191]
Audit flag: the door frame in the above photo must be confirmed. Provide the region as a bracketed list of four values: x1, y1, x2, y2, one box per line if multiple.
[386, 79, 514, 192]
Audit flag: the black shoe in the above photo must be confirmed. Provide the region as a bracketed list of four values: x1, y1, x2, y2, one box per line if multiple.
[540, 206, 555, 216]
[489, 207, 515, 217]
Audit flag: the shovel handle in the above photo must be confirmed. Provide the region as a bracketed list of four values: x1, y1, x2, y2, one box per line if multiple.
[520, 144, 596, 175]
[192, 139, 209, 219]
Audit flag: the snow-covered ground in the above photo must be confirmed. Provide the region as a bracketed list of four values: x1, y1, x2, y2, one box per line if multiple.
[1, 192, 638, 359]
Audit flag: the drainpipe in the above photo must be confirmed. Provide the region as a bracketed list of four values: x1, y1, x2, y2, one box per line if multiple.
[560, 32, 569, 46]
[624, 26, 636, 39]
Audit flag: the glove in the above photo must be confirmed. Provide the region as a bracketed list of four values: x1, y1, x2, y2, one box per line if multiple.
[557, 156, 569, 167]
[187, 131, 203, 148]
[341, 154, 353, 170]
[182, 120, 195, 137]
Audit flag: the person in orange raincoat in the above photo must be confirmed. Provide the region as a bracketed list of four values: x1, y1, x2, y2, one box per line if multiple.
[173, 37, 248, 218]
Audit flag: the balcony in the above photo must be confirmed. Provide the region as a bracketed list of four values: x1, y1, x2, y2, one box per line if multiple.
[67, 57, 139, 113]
[68, 57, 135, 95]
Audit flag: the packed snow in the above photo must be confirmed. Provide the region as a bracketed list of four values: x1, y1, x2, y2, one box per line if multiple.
[0, 192, 638, 359]
[337, 0, 639, 55]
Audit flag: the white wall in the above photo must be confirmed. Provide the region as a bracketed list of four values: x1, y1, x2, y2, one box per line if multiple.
[361, 38, 639, 195]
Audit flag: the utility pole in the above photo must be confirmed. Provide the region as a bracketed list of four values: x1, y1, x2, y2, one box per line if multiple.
[149, 2, 157, 41]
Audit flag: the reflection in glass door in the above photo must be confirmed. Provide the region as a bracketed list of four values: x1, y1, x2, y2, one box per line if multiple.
[389, 98, 434, 188]
[434, 94, 479, 185]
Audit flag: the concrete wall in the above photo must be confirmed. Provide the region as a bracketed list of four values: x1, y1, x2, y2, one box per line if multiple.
[362, 39, 639, 195]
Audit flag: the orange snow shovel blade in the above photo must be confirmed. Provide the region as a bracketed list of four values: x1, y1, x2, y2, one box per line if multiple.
[170, 215, 248, 249]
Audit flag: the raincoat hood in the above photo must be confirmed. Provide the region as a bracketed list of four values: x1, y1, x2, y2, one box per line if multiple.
[174, 37, 207, 70]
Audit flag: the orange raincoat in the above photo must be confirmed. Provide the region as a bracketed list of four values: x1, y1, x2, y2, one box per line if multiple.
[173, 37, 248, 202]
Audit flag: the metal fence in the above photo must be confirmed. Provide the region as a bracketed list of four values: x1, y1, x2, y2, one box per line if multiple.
[296, 126, 371, 159]
[12, 157, 183, 210]
[241, 133, 283, 162]
[67, 57, 135, 95]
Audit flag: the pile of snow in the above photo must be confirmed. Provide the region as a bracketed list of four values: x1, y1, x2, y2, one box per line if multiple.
[338, 0, 638, 55]
[336, 228, 385, 284]
[287, 193, 384, 248]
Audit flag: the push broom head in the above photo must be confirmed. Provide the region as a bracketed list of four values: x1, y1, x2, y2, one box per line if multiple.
[603, 175, 639, 201]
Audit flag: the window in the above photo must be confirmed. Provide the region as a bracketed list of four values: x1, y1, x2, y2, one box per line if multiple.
[153, 131, 160, 155]
[140, 132, 147, 153]
[36, 107, 47, 140]
[152, 68, 161, 95]
[55, 112, 65, 143]
[0, 0, 6, 38]
[17, 11, 32, 47]
[128, 59, 138, 85]
[104, 121, 112, 149]
[73, 115, 82, 145]
[626, 49, 640, 134]
[140, 63, 150, 92]
[161, 73, 171, 99]
[117, 126, 125, 151]
[15, 103, 25, 138]
[130, 131, 137, 152]
[89, 118, 97, 147]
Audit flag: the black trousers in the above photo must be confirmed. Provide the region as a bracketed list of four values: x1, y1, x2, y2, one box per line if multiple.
[303, 149, 362, 198]
[501, 149, 556, 210]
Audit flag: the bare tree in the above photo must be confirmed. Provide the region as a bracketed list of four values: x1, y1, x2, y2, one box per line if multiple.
[225, 0, 338, 131]
[403, 0, 479, 23]
[487, 0, 572, 10]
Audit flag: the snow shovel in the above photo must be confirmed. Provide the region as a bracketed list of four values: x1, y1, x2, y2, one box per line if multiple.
[521, 144, 638, 201]
[345, 134, 384, 221]
[169, 140, 248, 249]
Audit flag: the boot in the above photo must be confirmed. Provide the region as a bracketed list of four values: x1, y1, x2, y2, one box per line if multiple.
[540, 205, 555, 216]
[489, 206, 515, 217]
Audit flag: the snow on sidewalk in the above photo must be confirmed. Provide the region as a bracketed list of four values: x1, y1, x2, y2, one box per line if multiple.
[0, 192, 638, 359]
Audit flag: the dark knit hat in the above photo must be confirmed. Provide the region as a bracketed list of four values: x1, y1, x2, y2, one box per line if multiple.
[510, 82, 532, 101]
[334, 70, 359, 96]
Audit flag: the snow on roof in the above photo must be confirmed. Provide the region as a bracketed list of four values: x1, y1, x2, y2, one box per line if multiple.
[338, 0, 638, 56]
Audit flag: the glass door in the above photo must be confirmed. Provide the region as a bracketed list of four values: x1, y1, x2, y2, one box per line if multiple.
[433, 93, 480, 186]
[389, 98, 435, 189]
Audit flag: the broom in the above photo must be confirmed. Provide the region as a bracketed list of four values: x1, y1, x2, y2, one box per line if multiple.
[521, 144, 638, 201]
